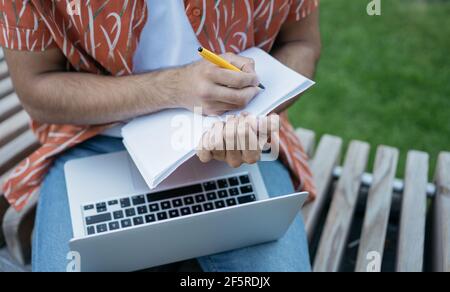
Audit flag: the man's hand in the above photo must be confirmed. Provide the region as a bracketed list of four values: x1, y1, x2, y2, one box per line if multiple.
[197, 113, 279, 168]
[178, 53, 261, 116]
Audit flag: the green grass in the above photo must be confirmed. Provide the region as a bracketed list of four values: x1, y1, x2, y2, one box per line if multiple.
[289, 0, 450, 178]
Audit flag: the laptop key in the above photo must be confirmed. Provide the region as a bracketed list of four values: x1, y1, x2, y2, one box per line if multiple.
[121, 219, 132, 228]
[218, 190, 228, 198]
[137, 206, 148, 215]
[133, 216, 144, 226]
[173, 199, 183, 208]
[96, 202, 107, 213]
[169, 210, 180, 218]
[207, 192, 217, 201]
[96, 224, 108, 233]
[145, 214, 156, 223]
[217, 179, 228, 189]
[132, 195, 146, 206]
[113, 210, 124, 220]
[195, 194, 206, 203]
[108, 200, 118, 206]
[120, 198, 131, 208]
[239, 175, 250, 185]
[86, 213, 112, 226]
[226, 198, 237, 206]
[184, 197, 194, 205]
[147, 184, 203, 202]
[161, 201, 172, 210]
[181, 207, 191, 216]
[238, 195, 257, 205]
[240, 185, 253, 194]
[229, 188, 239, 196]
[215, 200, 226, 209]
[192, 205, 203, 214]
[228, 177, 239, 186]
[203, 203, 214, 211]
[149, 203, 160, 212]
[203, 181, 217, 191]
[157, 212, 168, 221]
[109, 221, 120, 231]
[125, 208, 136, 217]
[84, 204, 94, 211]
[87, 226, 95, 235]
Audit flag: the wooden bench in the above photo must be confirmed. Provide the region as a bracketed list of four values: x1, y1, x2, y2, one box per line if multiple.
[0, 49, 40, 271]
[296, 129, 449, 272]
[1, 49, 449, 272]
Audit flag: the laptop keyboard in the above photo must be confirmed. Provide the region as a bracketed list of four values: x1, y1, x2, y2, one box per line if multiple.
[82, 174, 257, 236]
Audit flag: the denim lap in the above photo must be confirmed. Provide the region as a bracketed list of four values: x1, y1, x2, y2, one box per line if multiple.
[32, 136, 311, 272]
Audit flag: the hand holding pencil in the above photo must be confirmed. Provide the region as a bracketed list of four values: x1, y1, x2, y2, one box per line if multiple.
[198, 47, 265, 90]
[177, 48, 262, 116]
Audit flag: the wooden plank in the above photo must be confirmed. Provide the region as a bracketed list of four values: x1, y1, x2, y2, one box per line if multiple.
[396, 151, 428, 272]
[302, 135, 343, 241]
[0, 247, 29, 272]
[0, 78, 13, 99]
[313, 141, 370, 272]
[0, 61, 8, 80]
[0, 130, 39, 175]
[0, 111, 30, 147]
[432, 152, 450, 272]
[296, 128, 316, 157]
[0, 93, 21, 122]
[355, 146, 399, 272]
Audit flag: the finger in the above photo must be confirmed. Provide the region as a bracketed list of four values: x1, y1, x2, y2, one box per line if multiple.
[211, 85, 259, 108]
[197, 132, 213, 163]
[222, 53, 256, 73]
[203, 101, 245, 116]
[210, 122, 226, 161]
[223, 116, 243, 168]
[237, 115, 261, 164]
[210, 68, 259, 89]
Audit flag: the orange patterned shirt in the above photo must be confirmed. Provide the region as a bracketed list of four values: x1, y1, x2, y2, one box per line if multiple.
[0, 0, 318, 211]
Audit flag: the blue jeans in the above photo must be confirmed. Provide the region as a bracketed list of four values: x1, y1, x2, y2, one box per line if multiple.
[32, 136, 311, 272]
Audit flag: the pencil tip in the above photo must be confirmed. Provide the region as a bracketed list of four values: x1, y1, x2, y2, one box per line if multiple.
[198, 47, 203, 52]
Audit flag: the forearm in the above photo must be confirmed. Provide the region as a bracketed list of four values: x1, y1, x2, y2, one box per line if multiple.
[272, 41, 320, 80]
[269, 42, 320, 113]
[22, 69, 183, 125]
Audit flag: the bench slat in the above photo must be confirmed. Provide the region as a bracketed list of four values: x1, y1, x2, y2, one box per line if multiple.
[0, 111, 30, 148]
[0, 130, 39, 175]
[0, 61, 8, 80]
[396, 151, 429, 272]
[355, 146, 399, 272]
[0, 78, 13, 99]
[296, 128, 316, 157]
[0, 93, 21, 122]
[433, 152, 450, 272]
[302, 135, 343, 241]
[313, 141, 370, 272]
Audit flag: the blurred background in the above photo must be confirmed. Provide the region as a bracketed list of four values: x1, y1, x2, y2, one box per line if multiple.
[289, 0, 450, 177]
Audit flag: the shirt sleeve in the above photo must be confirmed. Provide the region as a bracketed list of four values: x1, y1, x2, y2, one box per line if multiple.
[287, 0, 320, 22]
[0, 1, 56, 51]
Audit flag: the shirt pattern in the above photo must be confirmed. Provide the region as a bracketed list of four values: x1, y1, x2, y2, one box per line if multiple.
[0, 0, 318, 211]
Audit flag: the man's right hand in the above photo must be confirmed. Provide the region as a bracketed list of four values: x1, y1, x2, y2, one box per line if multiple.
[177, 53, 261, 116]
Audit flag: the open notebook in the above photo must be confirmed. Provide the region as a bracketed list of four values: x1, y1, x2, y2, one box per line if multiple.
[122, 48, 315, 189]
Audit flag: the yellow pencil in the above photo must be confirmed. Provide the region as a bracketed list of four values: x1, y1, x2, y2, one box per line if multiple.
[198, 47, 265, 90]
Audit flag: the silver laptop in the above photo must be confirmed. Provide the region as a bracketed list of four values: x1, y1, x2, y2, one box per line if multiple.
[65, 151, 308, 272]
